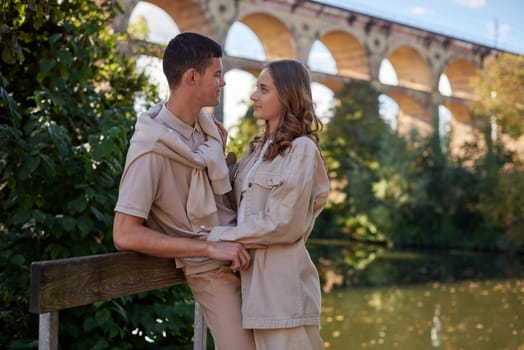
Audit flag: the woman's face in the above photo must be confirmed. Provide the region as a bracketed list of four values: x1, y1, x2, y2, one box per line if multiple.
[250, 68, 283, 134]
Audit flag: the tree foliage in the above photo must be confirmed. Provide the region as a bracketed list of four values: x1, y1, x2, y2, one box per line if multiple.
[319, 80, 392, 241]
[470, 52, 524, 139]
[318, 80, 524, 252]
[128, 14, 149, 41]
[225, 105, 259, 158]
[1, 1, 196, 348]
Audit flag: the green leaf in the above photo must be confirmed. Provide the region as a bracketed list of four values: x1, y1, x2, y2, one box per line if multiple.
[77, 217, 92, 234]
[62, 216, 76, 231]
[39, 59, 56, 72]
[68, 196, 87, 213]
[57, 49, 72, 67]
[63, 22, 74, 33]
[48, 33, 61, 45]
[91, 206, 105, 221]
[34, 209, 46, 223]
[9, 254, 26, 266]
[39, 153, 56, 176]
[12, 210, 31, 226]
[83, 316, 98, 332]
[2, 45, 16, 64]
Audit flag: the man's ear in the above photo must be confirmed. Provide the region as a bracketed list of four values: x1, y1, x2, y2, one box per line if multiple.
[182, 68, 198, 85]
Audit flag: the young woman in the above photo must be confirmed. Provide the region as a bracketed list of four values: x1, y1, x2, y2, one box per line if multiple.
[206, 59, 330, 350]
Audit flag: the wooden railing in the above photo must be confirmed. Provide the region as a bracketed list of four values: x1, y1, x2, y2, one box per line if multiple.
[29, 251, 207, 350]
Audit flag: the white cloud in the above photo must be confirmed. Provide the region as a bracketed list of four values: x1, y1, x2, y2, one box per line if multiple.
[408, 6, 435, 16]
[452, 0, 486, 9]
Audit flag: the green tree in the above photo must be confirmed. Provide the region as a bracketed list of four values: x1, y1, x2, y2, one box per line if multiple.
[320, 79, 524, 252]
[470, 52, 524, 139]
[320, 80, 392, 241]
[226, 105, 259, 158]
[128, 14, 149, 41]
[1, 1, 195, 348]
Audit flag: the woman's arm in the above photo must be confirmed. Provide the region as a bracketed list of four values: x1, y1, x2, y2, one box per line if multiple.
[208, 139, 329, 245]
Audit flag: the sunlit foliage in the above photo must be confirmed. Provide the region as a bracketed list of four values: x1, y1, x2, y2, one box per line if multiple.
[0, 1, 195, 348]
[317, 80, 524, 252]
[470, 53, 524, 139]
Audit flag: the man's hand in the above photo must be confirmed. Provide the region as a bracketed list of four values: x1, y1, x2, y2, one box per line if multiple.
[207, 241, 251, 271]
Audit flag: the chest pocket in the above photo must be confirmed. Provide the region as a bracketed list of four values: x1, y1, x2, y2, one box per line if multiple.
[252, 173, 284, 190]
[244, 173, 284, 215]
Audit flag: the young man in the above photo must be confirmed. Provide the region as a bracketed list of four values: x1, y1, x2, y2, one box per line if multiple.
[113, 32, 256, 350]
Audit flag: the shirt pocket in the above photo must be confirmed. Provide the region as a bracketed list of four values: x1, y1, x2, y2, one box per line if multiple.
[249, 173, 284, 213]
[252, 172, 284, 190]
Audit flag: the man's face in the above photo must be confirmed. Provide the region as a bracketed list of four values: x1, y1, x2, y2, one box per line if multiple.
[196, 57, 226, 107]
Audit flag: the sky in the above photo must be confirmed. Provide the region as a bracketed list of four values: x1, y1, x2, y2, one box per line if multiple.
[131, 0, 523, 129]
[320, 0, 524, 55]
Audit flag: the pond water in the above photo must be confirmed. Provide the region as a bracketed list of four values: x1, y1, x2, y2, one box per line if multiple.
[308, 240, 524, 350]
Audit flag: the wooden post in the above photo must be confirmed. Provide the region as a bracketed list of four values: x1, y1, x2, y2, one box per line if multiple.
[193, 301, 207, 350]
[39, 312, 59, 350]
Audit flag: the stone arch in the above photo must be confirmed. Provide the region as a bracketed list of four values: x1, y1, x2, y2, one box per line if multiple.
[314, 78, 344, 92]
[145, 0, 213, 37]
[447, 101, 471, 124]
[224, 65, 261, 82]
[443, 58, 478, 100]
[387, 91, 432, 137]
[238, 12, 297, 60]
[111, 0, 508, 157]
[317, 30, 370, 80]
[446, 102, 478, 157]
[386, 45, 433, 92]
[224, 21, 265, 60]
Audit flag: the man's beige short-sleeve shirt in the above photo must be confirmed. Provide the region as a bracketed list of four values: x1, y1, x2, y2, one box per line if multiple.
[115, 106, 225, 273]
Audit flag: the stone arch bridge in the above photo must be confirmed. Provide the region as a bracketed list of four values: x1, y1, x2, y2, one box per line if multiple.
[113, 0, 500, 154]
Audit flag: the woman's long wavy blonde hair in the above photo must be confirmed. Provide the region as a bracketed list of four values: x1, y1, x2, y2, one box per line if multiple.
[249, 59, 324, 160]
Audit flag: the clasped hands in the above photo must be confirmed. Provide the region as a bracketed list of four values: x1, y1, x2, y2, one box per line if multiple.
[198, 225, 265, 272]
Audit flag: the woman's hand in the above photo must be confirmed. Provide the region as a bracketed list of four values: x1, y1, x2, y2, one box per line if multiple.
[200, 226, 265, 271]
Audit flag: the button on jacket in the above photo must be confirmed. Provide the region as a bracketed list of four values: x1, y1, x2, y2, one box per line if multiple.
[208, 136, 329, 329]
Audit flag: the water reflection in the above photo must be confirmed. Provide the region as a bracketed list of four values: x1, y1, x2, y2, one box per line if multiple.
[308, 240, 524, 350]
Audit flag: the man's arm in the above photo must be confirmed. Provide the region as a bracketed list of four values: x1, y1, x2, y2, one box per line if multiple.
[113, 212, 251, 271]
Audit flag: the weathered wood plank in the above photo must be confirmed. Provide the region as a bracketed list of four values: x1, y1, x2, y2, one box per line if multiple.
[30, 251, 185, 314]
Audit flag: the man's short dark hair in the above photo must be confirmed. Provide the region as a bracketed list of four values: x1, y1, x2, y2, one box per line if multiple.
[163, 32, 223, 90]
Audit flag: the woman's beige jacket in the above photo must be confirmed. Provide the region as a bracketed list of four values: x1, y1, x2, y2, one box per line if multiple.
[208, 136, 329, 329]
